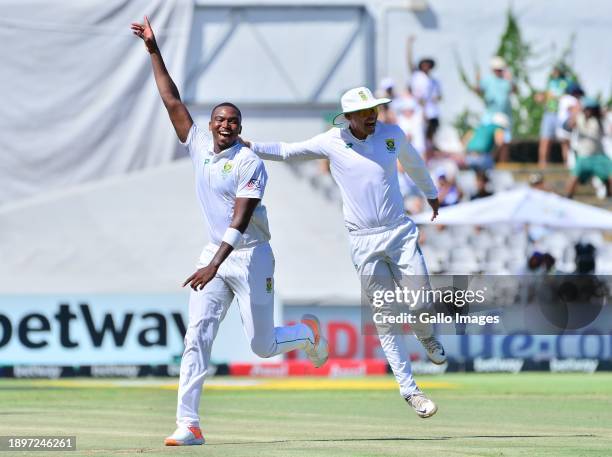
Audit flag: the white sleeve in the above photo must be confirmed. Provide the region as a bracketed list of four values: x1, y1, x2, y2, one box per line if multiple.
[236, 154, 267, 199]
[180, 123, 211, 164]
[251, 134, 329, 161]
[397, 134, 438, 199]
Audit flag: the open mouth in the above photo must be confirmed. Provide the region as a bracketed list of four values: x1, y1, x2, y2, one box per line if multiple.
[365, 121, 376, 129]
[218, 130, 232, 138]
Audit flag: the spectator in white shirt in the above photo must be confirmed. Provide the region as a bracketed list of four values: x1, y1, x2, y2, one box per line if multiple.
[406, 35, 442, 152]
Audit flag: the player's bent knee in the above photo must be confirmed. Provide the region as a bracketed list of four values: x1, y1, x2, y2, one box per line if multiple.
[250, 338, 276, 358]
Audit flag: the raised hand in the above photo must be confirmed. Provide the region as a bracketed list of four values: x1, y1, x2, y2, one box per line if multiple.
[131, 15, 157, 53]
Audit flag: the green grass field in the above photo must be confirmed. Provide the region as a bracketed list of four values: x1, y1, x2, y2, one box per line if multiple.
[1, 373, 611, 457]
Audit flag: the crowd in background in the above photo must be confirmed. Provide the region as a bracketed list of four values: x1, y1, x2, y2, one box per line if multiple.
[365, 36, 612, 211]
[336, 36, 610, 275]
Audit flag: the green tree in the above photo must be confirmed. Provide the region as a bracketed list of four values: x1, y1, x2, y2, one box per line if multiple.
[495, 9, 543, 138]
[455, 8, 582, 141]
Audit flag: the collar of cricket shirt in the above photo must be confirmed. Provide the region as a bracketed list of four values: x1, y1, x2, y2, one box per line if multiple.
[344, 123, 377, 143]
[209, 141, 241, 163]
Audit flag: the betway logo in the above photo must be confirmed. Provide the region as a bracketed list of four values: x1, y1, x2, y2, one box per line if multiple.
[550, 358, 598, 373]
[411, 361, 448, 375]
[0, 303, 186, 349]
[474, 357, 524, 373]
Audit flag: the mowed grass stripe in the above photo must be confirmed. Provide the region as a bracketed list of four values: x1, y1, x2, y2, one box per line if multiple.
[15, 377, 458, 391]
[0, 374, 610, 456]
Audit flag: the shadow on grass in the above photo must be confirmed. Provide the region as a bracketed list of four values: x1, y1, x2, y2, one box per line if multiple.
[207, 434, 596, 446]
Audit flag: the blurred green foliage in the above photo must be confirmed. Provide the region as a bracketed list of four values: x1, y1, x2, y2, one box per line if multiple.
[455, 9, 581, 141]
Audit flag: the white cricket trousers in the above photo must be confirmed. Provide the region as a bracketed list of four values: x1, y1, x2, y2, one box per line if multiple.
[176, 242, 314, 427]
[349, 217, 433, 397]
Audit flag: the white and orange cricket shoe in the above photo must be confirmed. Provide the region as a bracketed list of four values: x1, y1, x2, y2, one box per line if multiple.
[301, 314, 329, 368]
[164, 425, 205, 446]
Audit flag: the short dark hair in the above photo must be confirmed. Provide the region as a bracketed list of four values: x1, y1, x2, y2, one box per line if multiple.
[211, 102, 242, 121]
[418, 58, 435, 70]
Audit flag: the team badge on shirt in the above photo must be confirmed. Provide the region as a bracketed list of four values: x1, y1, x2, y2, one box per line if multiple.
[345, 142, 353, 149]
[222, 161, 234, 174]
[266, 277, 273, 293]
[385, 139, 396, 152]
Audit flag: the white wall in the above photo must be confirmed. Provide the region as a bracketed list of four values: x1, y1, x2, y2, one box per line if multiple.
[184, 0, 612, 142]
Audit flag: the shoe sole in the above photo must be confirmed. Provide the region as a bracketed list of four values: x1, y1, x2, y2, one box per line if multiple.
[426, 353, 447, 365]
[164, 438, 205, 446]
[301, 314, 321, 346]
[312, 336, 329, 368]
[301, 314, 329, 368]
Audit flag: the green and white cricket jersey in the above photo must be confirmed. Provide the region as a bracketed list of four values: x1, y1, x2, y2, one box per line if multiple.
[181, 123, 270, 248]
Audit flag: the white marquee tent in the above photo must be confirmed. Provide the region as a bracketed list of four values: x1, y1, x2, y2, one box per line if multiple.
[413, 187, 612, 230]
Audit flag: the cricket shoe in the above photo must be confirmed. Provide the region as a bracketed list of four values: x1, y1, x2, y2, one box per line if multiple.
[405, 392, 438, 418]
[417, 335, 447, 365]
[164, 426, 205, 446]
[301, 314, 329, 368]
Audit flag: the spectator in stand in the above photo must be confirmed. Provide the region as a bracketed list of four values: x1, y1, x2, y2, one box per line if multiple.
[436, 171, 462, 207]
[472, 56, 516, 150]
[463, 112, 509, 171]
[406, 35, 442, 152]
[380, 77, 396, 100]
[528, 172, 552, 192]
[536, 65, 571, 168]
[565, 97, 612, 198]
[525, 251, 556, 275]
[376, 80, 398, 124]
[556, 83, 585, 164]
[471, 171, 494, 200]
[396, 97, 426, 157]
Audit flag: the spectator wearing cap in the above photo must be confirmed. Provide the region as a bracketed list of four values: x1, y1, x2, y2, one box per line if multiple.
[472, 56, 516, 143]
[565, 97, 612, 198]
[536, 65, 571, 168]
[528, 172, 551, 192]
[463, 112, 510, 172]
[406, 35, 442, 152]
[376, 78, 398, 124]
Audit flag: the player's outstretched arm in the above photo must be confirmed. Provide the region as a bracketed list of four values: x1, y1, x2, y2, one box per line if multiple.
[242, 136, 328, 162]
[131, 16, 193, 142]
[397, 137, 439, 221]
[183, 198, 260, 291]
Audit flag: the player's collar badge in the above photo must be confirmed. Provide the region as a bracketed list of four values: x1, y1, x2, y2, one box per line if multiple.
[222, 161, 234, 174]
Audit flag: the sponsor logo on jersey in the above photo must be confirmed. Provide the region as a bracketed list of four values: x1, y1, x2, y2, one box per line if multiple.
[204, 159, 210, 165]
[266, 277, 273, 293]
[222, 161, 234, 174]
[385, 138, 396, 152]
[345, 142, 354, 149]
[247, 178, 261, 189]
